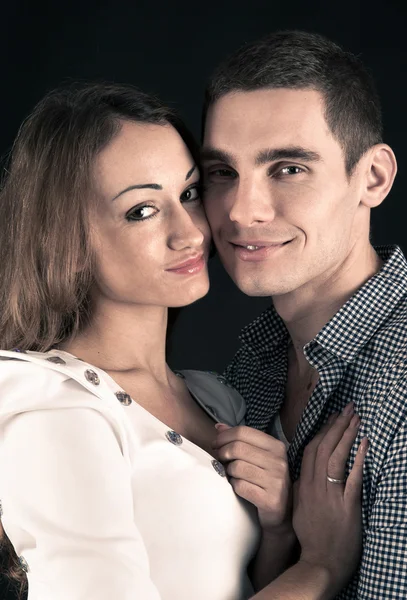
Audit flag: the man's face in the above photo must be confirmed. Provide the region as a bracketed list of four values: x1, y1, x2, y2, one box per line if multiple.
[202, 89, 367, 297]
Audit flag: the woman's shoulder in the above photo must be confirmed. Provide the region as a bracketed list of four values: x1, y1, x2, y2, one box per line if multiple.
[0, 348, 95, 385]
[0, 349, 69, 388]
[0, 349, 123, 419]
[178, 369, 246, 426]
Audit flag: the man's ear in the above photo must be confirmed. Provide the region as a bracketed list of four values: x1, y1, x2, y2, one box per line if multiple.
[360, 144, 397, 208]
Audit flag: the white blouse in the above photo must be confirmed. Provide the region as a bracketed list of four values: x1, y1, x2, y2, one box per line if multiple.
[0, 349, 260, 600]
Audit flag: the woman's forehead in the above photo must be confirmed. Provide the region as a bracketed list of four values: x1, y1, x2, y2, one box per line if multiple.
[94, 121, 196, 199]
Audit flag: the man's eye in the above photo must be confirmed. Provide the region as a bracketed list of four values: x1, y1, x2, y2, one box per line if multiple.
[181, 184, 201, 203]
[126, 205, 157, 222]
[279, 166, 303, 176]
[211, 168, 236, 177]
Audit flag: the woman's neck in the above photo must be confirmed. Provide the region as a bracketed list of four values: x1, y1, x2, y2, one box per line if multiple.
[61, 300, 170, 383]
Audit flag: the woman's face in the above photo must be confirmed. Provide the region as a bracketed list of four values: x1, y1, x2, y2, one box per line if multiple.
[91, 120, 211, 309]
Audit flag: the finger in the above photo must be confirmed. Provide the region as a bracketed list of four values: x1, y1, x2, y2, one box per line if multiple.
[217, 440, 285, 472]
[229, 477, 265, 507]
[300, 413, 338, 484]
[326, 414, 360, 481]
[230, 477, 290, 520]
[313, 405, 357, 479]
[344, 437, 369, 503]
[226, 459, 266, 487]
[311, 412, 340, 444]
[217, 440, 265, 465]
[212, 425, 286, 455]
[305, 405, 352, 455]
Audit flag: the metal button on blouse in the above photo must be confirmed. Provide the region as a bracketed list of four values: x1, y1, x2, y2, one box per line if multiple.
[46, 356, 66, 365]
[165, 430, 183, 445]
[211, 459, 226, 477]
[115, 391, 132, 406]
[18, 556, 29, 573]
[84, 369, 100, 386]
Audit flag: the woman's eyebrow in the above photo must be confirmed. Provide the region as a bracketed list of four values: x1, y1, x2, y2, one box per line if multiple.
[111, 183, 162, 202]
[185, 165, 197, 181]
[111, 165, 198, 201]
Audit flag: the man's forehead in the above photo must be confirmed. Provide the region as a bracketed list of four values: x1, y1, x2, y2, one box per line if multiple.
[204, 88, 325, 134]
[203, 88, 336, 160]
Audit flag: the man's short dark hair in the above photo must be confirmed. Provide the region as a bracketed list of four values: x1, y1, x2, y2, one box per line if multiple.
[203, 30, 383, 174]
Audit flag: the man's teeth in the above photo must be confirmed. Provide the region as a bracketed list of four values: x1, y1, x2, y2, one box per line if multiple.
[245, 245, 260, 251]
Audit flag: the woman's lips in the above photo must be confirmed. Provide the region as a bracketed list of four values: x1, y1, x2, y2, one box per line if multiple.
[166, 255, 206, 275]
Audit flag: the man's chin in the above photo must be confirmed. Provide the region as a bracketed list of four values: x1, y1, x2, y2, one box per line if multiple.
[225, 267, 299, 297]
[228, 274, 275, 297]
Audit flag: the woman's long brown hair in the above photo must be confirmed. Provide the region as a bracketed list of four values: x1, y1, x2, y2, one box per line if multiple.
[0, 81, 198, 595]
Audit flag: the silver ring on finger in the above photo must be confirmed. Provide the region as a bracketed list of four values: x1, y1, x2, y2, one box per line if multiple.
[327, 475, 346, 484]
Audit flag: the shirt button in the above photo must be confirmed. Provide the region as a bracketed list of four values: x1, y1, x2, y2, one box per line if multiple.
[115, 391, 132, 406]
[46, 356, 66, 365]
[211, 459, 226, 477]
[165, 430, 183, 445]
[84, 369, 100, 385]
[18, 556, 29, 573]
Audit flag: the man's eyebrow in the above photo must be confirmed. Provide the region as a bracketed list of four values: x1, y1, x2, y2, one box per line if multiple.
[200, 147, 237, 165]
[111, 183, 162, 201]
[255, 147, 322, 166]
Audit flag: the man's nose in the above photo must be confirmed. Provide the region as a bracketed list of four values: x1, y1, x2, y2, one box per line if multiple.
[228, 178, 276, 227]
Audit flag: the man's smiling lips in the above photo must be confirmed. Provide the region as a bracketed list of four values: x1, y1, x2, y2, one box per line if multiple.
[229, 240, 293, 262]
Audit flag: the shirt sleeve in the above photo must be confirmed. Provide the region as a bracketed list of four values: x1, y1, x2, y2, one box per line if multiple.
[357, 384, 407, 599]
[0, 405, 162, 600]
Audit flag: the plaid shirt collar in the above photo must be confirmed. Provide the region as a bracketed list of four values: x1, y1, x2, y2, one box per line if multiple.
[239, 245, 407, 365]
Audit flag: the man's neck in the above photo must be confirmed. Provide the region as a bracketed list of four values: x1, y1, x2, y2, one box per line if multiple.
[274, 244, 383, 360]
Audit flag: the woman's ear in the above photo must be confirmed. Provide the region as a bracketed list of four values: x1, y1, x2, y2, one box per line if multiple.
[360, 144, 397, 208]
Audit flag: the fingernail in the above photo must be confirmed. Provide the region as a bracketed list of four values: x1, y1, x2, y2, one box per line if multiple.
[215, 423, 230, 430]
[342, 402, 354, 416]
[359, 437, 369, 453]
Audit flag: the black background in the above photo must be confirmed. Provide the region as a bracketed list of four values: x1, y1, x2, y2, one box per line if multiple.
[1, 1, 406, 594]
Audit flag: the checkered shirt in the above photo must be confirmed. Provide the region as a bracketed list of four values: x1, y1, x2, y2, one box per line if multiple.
[225, 245, 407, 599]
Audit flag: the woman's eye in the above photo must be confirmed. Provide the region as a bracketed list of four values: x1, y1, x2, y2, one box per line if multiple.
[126, 205, 158, 221]
[279, 166, 303, 176]
[181, 184, 202, 203]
